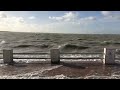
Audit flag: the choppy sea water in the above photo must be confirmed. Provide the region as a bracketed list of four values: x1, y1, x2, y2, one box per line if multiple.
[0, 31, 120, 79]
[1, 31, 120, 53]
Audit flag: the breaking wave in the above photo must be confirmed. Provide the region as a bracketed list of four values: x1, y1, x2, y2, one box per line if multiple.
[59, 43, 89, 50]
[0, 40, 6, 45]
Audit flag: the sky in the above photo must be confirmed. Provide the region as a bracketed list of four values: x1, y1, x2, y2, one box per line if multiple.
[0, 11, 120, 34]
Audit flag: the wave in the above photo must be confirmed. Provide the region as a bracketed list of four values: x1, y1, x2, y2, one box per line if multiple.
[34, 44, 50, 48]
[14, 43, 89, 50]
[14, 44, 50, 48]
[40, 44, 49, 48]
[100, 41, 120, 45]
[59, 43, 89, 50]
[43, 38, 51, 40]
[0, 40, 6, 45]
[65, 44, 89, 49]
[14, 45, 33, 48]
[113, 42, 120, 45]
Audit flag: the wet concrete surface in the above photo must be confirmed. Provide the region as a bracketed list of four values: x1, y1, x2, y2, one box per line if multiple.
[0, 61, 120, 78]
[0, 63, 52, 76]
[42, 61, 120, 78]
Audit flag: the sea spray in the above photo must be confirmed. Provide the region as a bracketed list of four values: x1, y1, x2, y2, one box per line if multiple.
[0, 40, 6, 45]
[0, 40, 6, 50]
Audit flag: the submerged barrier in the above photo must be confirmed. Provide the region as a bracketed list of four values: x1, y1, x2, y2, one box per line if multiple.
[0, 48, 119, 65]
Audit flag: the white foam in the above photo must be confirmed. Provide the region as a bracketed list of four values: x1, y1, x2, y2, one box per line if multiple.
[0, 65, 63, 79]
[0, 40, 6, 45]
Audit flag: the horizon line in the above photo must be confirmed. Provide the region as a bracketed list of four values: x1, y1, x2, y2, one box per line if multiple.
[0, 31, 120, 35]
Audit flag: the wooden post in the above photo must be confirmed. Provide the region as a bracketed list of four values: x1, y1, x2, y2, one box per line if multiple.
[50, 49, 60, 64]
[3, 49, 13, 64]
[103, 48, 115, 65]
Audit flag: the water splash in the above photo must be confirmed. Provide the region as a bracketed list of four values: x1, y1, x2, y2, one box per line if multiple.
[0, 40, 6, 45]
[0, 40, 6, 50]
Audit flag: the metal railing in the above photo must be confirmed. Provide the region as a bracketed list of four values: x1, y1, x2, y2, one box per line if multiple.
[13, 52, 50, 59]
[60, 52, 103, 60]
[0, 48, 119, 65]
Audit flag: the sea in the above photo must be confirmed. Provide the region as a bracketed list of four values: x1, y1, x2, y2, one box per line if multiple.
[1, 31, 120, 53]
[0, 31, 120, 79]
